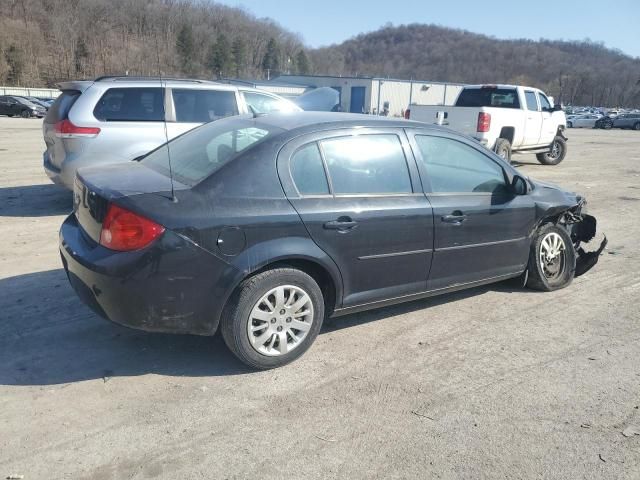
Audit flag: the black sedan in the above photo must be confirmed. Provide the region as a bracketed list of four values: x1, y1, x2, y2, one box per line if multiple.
[60, 112, 606, 369]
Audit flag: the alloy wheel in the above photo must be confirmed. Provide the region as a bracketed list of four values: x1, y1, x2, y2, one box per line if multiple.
[539, 232, 566, 280]
[247, 285, 314, 356]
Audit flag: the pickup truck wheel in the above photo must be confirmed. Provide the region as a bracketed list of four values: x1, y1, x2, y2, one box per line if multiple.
[493, 139, 511, 161]
[526, 223, 576, 292]
[536, 136, 566, 165]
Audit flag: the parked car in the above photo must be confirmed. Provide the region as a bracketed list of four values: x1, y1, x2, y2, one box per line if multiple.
[0, 95, 46, 118]
[43, 76, 301, 189]
[405, 85, 567, 165]
[595, 114, 640, 130]
[567, 114, 600, 129]
[60, 112, 606, 369]
[24, 96, 51, 111]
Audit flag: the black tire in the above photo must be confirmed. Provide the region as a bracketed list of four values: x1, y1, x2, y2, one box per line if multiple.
[20, 109, 30, 118]
[493, 138, 512, 162]
[602, 121, 613, 130]
[536, 135, 567, 165]
[526, 223, 576, 292]
[633, 122, 640, 131]
[567, 121, 573, 128]
[220, 268, 325, 369]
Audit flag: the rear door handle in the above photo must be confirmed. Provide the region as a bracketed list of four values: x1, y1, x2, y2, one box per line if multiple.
[324, 216, 358, 231]
[441, 211, 467, 224]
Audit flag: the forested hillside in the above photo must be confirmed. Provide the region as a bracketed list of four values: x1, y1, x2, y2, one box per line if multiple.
[310, 24, 640, 107]
[0, 0, 311, 86]
[1, 1, 639, 107]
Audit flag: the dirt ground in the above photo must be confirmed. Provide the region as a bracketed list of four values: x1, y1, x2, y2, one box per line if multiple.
[0, 116, 639, 480]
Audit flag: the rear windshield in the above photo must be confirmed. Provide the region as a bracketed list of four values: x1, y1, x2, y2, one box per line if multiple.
[456, 88, 520, 109]
[172, 89, 238, 123]
[141, 118, 280, 185]
[45, 90, 80, 123]
[93, 87, 164, 122]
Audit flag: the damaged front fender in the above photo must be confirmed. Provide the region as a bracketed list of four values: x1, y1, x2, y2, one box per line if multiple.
[563, 207, 607, 277]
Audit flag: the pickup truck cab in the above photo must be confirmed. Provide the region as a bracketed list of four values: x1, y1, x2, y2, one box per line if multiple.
[406, 85, 568, 165]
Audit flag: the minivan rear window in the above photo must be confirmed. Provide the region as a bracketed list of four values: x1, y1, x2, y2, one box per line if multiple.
[172, 89, 238, 123]
[45, 90, 80, 123]
[456, 88, 520, 109]
[142, 119, 279, 185]
[93, 87, 164, 122]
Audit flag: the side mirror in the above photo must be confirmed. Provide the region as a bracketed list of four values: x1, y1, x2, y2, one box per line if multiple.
[511, 175, 528, 195]
[553, 103, 563, 112]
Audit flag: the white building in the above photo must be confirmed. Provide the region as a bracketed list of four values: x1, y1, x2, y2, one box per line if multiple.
[272, 74, 465, 117]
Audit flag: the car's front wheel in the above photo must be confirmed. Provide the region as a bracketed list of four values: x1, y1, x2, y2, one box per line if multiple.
[536, 136, 567, 165]
[20, 110, 30, 118]
[633, 122, 640, 131]
[526, 223, 576, 291]
[221, 268, 325, 369]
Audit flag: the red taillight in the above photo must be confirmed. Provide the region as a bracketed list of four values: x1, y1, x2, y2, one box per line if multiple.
[100, 204, 165, 251]
[404, 108, 411, 119]
[54, 119, 100, 138]
[477, 112, 491, 133]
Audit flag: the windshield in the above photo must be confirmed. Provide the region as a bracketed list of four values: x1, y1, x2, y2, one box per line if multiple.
[142, 118, 281, 186]
[456, 88, 520, 109]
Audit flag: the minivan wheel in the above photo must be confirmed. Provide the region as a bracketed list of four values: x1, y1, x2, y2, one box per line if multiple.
[536, 136, 567, 165]
[20, 110, 30, 118]
[526, 223, 576, 292]
[220, 268, 324, 369]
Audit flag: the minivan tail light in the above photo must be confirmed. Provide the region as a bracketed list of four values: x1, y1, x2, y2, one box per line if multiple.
[100, 204, 165, 251]
[404, 108, 410, 119]
[477, 112, 491, 133]
[54, 119, 101, 138]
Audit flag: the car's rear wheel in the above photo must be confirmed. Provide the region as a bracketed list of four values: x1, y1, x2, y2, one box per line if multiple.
[536, 136, 567, 165]
[603, 121, 613, 130]
[526, 223, 576, 291]
[493, 138, 511, 162]
[20, 110, 30, 118]
[220, 268, 324, 369]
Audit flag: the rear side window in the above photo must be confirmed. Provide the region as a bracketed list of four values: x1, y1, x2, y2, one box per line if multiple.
[243, 91, 298, 114]
[93, 88, 164, 122]
[456, 88, 520, 109]
[290, 143, 330, 195]
[319, 134, 412, 195]
[415, 135, 507, 194]
[45, 90, 81, 123]
[172, 89, 238, 123]
[524, 91, 538, 111]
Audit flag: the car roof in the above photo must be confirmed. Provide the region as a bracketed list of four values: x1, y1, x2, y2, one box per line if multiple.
[248, 111, 447, 134]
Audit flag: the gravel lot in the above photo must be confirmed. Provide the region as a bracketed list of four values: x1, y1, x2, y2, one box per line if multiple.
[1, 116, 639, 479]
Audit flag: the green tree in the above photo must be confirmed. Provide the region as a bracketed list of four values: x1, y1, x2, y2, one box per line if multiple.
[232, 38, 246, 78]
[261, 37, 280, 78]
[5, 44, 24, 85]
[295, 49, 310, 74]
[176, 24, 195, 74]
[208, 33, 233, 78]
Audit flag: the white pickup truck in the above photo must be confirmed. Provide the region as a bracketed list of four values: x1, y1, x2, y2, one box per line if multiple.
[406, 85, 568, 165]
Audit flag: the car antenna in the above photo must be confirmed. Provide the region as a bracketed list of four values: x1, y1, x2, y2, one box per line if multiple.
[248, 104, 263, 119]
[155, 37, 177, 203]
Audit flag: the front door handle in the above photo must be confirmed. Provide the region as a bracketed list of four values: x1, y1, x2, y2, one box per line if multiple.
[441, 211, 467, 224]
[324, 216, 358, 231]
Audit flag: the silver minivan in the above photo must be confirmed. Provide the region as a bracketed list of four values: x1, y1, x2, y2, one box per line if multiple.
[43, 76, 301, 189]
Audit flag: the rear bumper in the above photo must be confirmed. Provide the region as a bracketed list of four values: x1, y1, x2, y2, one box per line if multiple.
[59, 214, 233, 335]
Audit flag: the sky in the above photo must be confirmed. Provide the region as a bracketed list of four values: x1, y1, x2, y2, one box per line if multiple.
[215, 0, 640, 58]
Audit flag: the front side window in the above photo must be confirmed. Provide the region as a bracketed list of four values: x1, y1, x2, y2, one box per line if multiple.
[243, 91, 298, 114]
[538, 93, 551, 111]
[524, 91, 539, 111]
[290, 143, 330, 195]
[142, 120, 276, 185]
[415, 135, 507, 194]
[319, 134, 412, 195]
[172, 89, 238, 123]
[93, 88, 164, 122]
